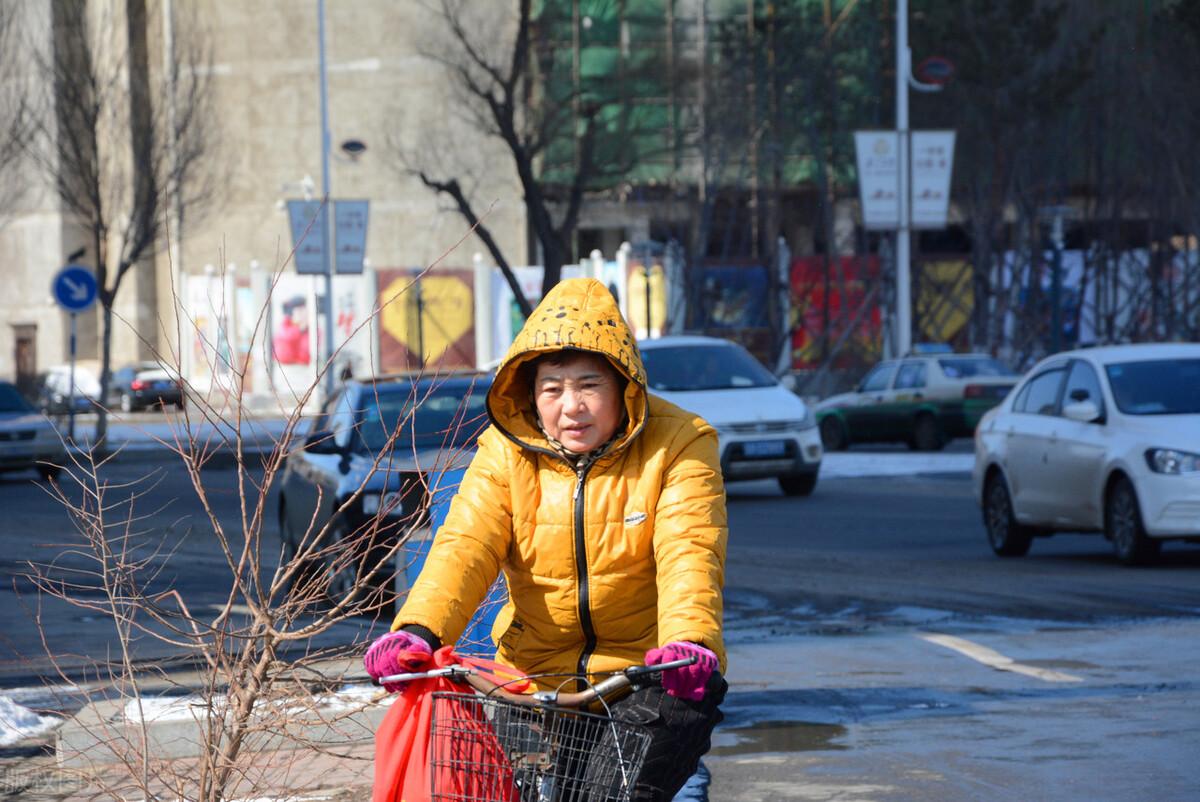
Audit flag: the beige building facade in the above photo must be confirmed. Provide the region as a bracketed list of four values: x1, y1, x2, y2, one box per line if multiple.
[0, 0, 528, 395]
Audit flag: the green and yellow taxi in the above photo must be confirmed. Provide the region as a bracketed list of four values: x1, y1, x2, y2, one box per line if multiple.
[816, 352, 1017, 451]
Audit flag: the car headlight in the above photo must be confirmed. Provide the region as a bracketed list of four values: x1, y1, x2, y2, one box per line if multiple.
[796, 407, 816, 430]
[362, 491, 408, 517]
[1145, 448, 1200, 475]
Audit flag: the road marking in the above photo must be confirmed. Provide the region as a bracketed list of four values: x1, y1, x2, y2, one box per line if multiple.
[919, 633, 1084, 682]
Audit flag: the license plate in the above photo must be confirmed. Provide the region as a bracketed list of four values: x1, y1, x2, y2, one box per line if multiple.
[742, 440, 787, 458]
[154, 381, 172, 390]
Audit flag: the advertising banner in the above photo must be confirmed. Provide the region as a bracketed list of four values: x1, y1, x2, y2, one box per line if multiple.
[334, 200, 369, 274]
[854, 131, 900, 229]
[626, 259, 668, 340]
[268, 273, 319, 399]
[287, 200, 328, 275]
[378, 269, 476, 372]
[911, 131, 956, 229]
[790, 256, 882, 369]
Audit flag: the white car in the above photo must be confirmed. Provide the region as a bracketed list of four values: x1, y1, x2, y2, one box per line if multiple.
[639, 336, 823, 496]
[973, 343, 1200, 564]
[38, 364, 102, 415]
[0, 381, 65, 480]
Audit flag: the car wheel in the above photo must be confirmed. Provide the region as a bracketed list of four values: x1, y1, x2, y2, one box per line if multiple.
[983, 472, 1033, 557]
[819, 417, 847, 451]
[120, 393, 134, 413]
[778, 473, 818, 497]
[911, 413, 945, 452]
[176, 396, 187, 410]
[321, 528, 361, 609]
[317, 519, 396, 619]
[279, 506, 319, 603]
[36, 464, 62, 482]
[1106, 477, 1161, 566]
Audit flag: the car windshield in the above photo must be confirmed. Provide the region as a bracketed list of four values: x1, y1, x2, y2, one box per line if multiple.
[642, 344, 777, 391]
[938, 357, 1014, 378]
[1105, 358, 1200, 415]
[0, 384, 33, 413]
[357, 383, 489, 453]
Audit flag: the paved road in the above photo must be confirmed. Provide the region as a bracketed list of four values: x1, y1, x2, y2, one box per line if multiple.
[725, 472, 1200, 623]
[0, 458, 381, 686]
[712, 473, 1200, 801]
[4, 460, 1199, 682]
[3, 458, 1199, 799]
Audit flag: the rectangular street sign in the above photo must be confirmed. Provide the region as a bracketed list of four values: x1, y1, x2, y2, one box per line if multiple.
[287, 200, 328, 275]
[334, 200, 369, 274]
[911, 130, 956, 229]
[854, 131, 900, 230]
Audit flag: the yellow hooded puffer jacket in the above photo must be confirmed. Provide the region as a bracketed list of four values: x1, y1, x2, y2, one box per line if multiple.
[393, 278, 727, 685]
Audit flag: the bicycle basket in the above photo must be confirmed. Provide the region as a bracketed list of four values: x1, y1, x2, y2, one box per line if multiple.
[430, 691, 652, 802]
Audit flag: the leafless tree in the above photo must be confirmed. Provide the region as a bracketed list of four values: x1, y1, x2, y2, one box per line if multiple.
[0, 1, 32, 218]
[397, 0, 671, 311]
[24, 1, 217, 446]
[22, 261, 489, 799]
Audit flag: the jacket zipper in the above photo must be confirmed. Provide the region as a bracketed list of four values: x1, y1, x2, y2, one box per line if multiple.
[572, 464, 597, 686]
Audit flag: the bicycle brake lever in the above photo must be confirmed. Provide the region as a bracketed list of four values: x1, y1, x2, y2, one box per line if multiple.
[624, 654, 699, 678]
[373, 665, 474, 686]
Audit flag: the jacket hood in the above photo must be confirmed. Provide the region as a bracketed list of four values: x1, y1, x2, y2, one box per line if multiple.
[487, 277, 648, 455]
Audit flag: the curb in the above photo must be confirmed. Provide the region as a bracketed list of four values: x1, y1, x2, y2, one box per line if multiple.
[56, 689, 389, 768]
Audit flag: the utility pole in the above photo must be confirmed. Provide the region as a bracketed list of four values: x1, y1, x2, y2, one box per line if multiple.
[317, 0, 336, 398]
[895, 0, 912, 357]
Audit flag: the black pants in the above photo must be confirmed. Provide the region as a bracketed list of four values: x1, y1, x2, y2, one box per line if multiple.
[593, 672, 727, 802]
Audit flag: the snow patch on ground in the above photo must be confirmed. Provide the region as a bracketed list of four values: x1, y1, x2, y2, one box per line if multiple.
[0, 695, 61, 745]
[821, 452, 974, 478]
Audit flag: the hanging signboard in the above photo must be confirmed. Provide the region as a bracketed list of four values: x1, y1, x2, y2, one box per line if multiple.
[854, 131, 900, 230]
[334, 200, 369, 274]
[286, 200, 328, 275]
[911, 130, 956, 229]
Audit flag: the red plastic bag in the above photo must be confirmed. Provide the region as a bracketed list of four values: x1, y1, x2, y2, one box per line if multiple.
[373, 646, 530, 802]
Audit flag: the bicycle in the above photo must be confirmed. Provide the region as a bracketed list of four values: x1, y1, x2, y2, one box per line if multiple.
[375, 655, 699, 802]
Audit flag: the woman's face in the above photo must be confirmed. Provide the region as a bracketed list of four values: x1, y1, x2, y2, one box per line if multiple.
[533, 353, 623, 454]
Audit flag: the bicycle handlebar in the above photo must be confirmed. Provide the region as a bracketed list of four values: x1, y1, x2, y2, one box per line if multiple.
[373, 655, 699, 709]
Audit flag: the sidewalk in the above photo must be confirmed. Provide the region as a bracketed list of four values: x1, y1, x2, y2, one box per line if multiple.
[3, 658, 382, 801]
[57, 409, 293, 467]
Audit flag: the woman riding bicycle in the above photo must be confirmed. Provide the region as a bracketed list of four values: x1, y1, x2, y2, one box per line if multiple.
[366, 277, 728, 801]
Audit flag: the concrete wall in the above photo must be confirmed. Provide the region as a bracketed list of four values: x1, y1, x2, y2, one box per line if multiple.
[1, 1, 530, 387]
[164, 1, 529, 359]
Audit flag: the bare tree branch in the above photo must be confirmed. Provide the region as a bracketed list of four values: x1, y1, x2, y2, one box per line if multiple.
[23, 2, 218, 446]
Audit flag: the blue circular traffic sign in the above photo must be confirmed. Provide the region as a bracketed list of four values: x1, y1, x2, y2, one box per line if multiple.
[52, 265, 98, 312]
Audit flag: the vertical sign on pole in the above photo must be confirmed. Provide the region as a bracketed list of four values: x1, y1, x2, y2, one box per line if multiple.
[52, 265, 99, 443]
[910, 131, 956, 229]
[854, 131, 901, 230]
[287, 200, 328, 275]
[334, 200, 369, 274]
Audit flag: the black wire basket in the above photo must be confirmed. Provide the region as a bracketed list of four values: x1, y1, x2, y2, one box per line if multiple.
[430, 691, 653, 802]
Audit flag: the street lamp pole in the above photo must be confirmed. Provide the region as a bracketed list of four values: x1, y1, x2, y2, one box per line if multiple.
[895, 0, 912, 357]
[317, 0, 336, 398]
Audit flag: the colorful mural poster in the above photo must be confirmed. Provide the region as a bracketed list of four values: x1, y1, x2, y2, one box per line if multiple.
[377, 268, 476, 372]
[625, 259, 668, 340]
[790, 255, 882, 369]
[268, 274, 318, 400]
[692, 265, 770, 330]
[915, 259, 973, 346]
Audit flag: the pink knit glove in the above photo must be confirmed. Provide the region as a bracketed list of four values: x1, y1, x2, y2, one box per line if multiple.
[363, 630, 433, 693]
[645, 641, 718, 701]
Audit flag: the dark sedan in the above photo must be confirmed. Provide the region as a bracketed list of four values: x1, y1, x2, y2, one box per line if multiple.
[277, 373, 491, 618]
[110, 362, 185, 412]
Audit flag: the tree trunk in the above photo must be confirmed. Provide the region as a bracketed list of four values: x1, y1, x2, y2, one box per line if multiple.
[95, 300, 113, 447]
